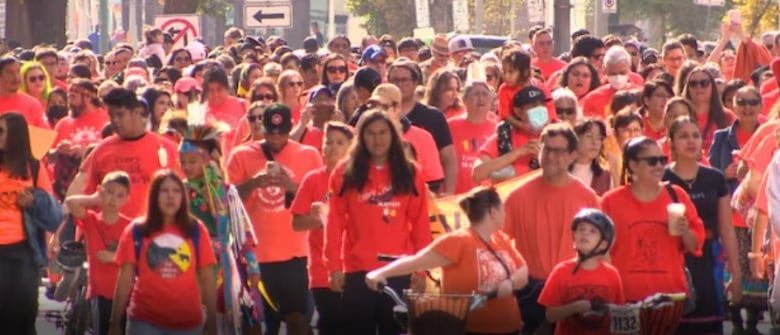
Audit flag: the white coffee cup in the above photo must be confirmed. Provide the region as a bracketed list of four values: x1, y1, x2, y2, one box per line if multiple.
[667, 203, 686, 236]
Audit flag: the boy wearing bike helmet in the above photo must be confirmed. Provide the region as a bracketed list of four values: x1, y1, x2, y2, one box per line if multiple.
[537, 208, 625, 335]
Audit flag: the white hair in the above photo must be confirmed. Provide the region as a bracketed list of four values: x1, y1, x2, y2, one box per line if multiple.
[603, 46, 631, 66]
[552, 87, 578, 104]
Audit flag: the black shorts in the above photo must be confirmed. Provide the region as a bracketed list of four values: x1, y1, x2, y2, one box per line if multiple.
[259, 257, 310, 316]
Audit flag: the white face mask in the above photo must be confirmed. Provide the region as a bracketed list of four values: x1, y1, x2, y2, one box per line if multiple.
[526, 105, 549, 131]
[607, 74, 629, 90]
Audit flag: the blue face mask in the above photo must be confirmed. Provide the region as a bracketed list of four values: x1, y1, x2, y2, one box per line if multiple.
[527, 105, 549, 131]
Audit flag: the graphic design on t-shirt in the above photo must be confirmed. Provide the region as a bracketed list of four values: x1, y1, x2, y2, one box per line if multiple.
[476, 249, 514, 292]
[68, 125, 101, 146]
[359, 185, 399, 223]
[629, 220, 666, 273]
[257, 166, 296, 213]
[146, 233, 192, 279]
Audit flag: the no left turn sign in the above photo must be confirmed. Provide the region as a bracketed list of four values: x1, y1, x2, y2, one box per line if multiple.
[154, 15, 201, 49]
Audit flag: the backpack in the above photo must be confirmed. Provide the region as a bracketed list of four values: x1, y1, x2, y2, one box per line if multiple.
[132, 222, 201, 274]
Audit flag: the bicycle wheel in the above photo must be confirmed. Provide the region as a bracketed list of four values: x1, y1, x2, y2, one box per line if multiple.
[64, 284, 90, 335]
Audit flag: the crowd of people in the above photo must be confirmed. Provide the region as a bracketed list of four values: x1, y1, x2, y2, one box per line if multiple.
[2, 15, 780, 335]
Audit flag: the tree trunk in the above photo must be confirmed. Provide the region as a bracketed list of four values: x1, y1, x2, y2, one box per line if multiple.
[7, 0, 67, 48]
[164, 0, 200, 14]
[430, 0, 453, 33]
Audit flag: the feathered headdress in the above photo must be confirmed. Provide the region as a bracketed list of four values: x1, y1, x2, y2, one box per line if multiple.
[177, 102, 231, 155]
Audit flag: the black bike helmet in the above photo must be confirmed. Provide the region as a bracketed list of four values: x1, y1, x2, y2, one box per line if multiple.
[571, 208, 616, 272]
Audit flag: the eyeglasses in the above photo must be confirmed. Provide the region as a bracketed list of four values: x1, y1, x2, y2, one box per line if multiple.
[326, 66, 348, 74]
[536, 40, 553, 47]
[486, 74, 496, 81]
[542, 145, 571, 155]
[555, 107, 576, 116]
[287, 81, 304, 87]
[252, 94, 275, 101]
[635, 155, 669, 166]
[687, 79, 711, 89]
[175, 57, 191, 62]
[736, 98, 761, 107]
[28, 74, 46, 83]
[388, 77, 414, 86]
[104, 61, 117, 66]
[247, 115, 263, 123]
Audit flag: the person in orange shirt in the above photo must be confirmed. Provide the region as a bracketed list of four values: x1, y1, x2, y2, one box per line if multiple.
[639, 80, 674, 141]
[0, 57, 48, 128]
[20, 61, 51, 109]
[581, 46, 642, 119]
[324, 110, 431, 335]
[202, 67, 248, 156]
[0, 112, 58, 335]
[503, 123, 601, 334]
[448, 80, 497, 194]
[497, 49, 553, 122]
[662, 41, 687, 83]
[601, 137, 705, 303]
[225, 103, 323, 335]
[538, 209, 625, 335]
[554, 57, 600, 101]
[290, 122, 354, 335]
[531, 27, 566, 80]
[473, 86, 550, 184]
[365, 186, 528, 334]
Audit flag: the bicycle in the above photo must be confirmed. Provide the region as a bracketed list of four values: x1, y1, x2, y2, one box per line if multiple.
[44, 240, 92, 335]
[582, 292, 687, 335]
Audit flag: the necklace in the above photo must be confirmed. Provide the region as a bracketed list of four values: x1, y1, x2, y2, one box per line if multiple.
[673, 165, 698, 189]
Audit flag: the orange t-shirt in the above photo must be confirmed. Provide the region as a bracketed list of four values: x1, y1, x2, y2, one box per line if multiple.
[448, 116, 497, 193]
[532, 58, 566, 80]
[763, 89, 779, 116]
[600, 185, 705, 302]
[289, 167, 329, 289]
[546, 70, 563, 91]
[0, 92, 48, 128]
[324, 161, 431, 273]
[643, 115, 666, 141]
[208, 96, 247, 155]
[53, 109, 110, 147]
[762, 78, 778, 95]
[225, 140, 323, 262]
[497, 79, 553, 120]
[114, 221, 216, 330]
[443, 106, 466, 120]
[697, 110, 736, 155]
[76, 211, 132, 299]
[429, 228, 525, 333]
[538, 259, 626, 335]
[0, 167, 53, 245]
[479, 130, 537, 180]
[503, 175, 600, 279]
[81, 132, 180, 219]
[404, 125, 444, 182]
[581, 83, 641, 119]
[301, 126, 324, 153]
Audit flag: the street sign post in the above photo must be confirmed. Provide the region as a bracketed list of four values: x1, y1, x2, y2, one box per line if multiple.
[415, 0, 431, 28]
[693, 0, 725, 6]
[154, 15, 200, 48]
[244, 3, 293, 28]
[452, 0, 469, 32]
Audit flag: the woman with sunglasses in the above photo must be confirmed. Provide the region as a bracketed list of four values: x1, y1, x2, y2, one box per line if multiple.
[551, 88, 578, 127]
[424, 69, 465, 119]
[601, 136, 705, 304]
[682, 67, 735, 153]
[167, 48, 193, 71]
[321, 54, 349, 87]
[20, 62, 52, 109]
[662, 117, 742, 334]
[277, 70, 305, 124]
[236, 63, 262, 98]
[639, 80, 674, 141]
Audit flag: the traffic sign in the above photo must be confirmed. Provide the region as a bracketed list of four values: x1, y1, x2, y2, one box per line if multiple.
[602, 0, 617, 14]
[154, 15, 200, 49]
[693, 0, 725, 6]
[244, 3, 292, 28]
[528, 0, 544, 23]
[452, 0, 469, 32]
[415, 0, 430, 28]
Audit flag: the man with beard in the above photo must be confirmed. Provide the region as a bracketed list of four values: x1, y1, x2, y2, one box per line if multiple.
[50, 78, 109, 199]
[0, 56, 48, 128]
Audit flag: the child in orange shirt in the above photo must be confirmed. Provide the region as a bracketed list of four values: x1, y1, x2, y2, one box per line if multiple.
[538, 209, 626, 335]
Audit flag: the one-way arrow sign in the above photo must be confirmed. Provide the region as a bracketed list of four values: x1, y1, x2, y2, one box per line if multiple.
[244, 3, 292, 28]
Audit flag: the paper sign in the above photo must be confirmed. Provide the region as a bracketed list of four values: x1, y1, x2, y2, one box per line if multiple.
[28, 126, 56, 160]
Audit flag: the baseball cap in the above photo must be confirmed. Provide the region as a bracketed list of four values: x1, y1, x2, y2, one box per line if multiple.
[353, 67, 383, 91]
[187, 40, 207, 62]
[360, 44, 387, 64]
[641, 48, 660, 64]
[307, 85, 335, 102]
[448, 36, 474, 54]
[513, 86, 550, 107]
[368, 84, 402, 106]
[174, 77, 202, 93]
[262, 103, 293, 135]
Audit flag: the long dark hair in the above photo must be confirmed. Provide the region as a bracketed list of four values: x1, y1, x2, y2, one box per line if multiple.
[682, 67, 730, 130]
[559, 57, 600, 95]
[340, 110, 418, 196]
[140, 170, 196, 238]
[0, 113, 33, 179]
[620, 136, 660, 186]
[571, 118, 607, 177]
[320, 53, 348, 86]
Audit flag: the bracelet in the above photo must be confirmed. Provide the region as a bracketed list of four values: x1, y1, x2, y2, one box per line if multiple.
[748, 252, 764, 260]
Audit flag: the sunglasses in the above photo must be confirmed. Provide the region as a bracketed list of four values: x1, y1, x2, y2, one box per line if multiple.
[28, 74, 46, 83]
[486, 74, 496, 81]
[326, 66, 348, 74]
[635, 155, 669, 166]
[556, 107, 576, 116]
[104, 61, 117, 66]
[287, 81, 304, 87]
[247, 115, 263, 123]
[736, 98, 761, 107]
[687, 79, 711, 89]
[252, 94, 275, 101]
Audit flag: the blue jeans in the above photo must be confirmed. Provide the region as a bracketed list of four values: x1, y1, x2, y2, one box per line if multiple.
[126, 319, 202, 335]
